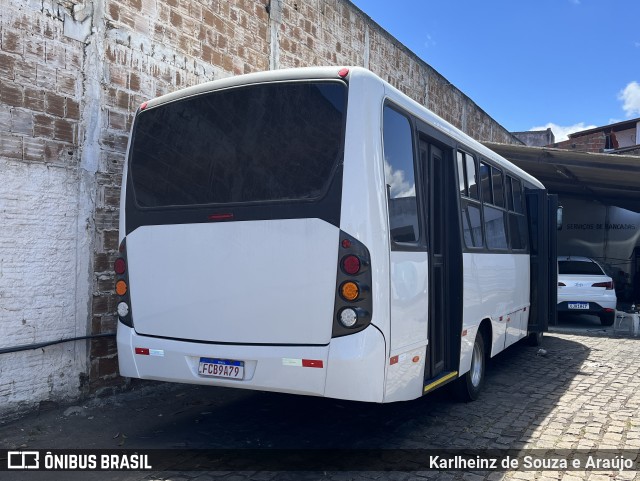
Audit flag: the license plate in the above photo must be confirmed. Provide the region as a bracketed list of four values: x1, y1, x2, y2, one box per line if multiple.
[568, 302, 589, 310]
[198, 358, 244, 379]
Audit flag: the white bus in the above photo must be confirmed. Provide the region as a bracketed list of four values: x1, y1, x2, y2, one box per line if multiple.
[116, 67, 557, 403]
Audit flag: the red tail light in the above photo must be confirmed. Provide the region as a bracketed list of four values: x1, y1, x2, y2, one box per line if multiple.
[591, 281, 614, 290]
[341, 255, 361, 275]
[114, 257, 126, 275]
[558, 282, 566, 286]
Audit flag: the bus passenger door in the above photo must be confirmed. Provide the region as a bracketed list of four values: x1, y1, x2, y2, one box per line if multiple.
[526, 189, 558, 331]
[419, 137, 463, 387]
[420, 139, 445, 379]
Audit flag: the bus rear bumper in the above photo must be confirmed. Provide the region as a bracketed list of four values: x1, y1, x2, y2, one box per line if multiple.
[117, 324, 330, 397]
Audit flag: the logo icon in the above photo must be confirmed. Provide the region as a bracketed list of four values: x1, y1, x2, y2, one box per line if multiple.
[7, 451, 40, 469]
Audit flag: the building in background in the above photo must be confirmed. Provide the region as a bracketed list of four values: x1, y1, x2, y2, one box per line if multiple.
[505, 121, 640, 303]
[550, 118, 640, 156]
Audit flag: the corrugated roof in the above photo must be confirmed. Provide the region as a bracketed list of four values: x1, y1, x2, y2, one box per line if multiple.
[483, 142, 640, 213]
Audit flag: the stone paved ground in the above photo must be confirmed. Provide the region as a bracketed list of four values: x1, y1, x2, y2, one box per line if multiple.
[1, 331, 639, 481]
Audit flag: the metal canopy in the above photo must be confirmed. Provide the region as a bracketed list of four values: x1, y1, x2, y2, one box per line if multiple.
[483, 142, 640, 213]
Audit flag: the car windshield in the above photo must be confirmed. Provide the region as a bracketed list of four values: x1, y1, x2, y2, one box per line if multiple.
[559, 260, 604, 276]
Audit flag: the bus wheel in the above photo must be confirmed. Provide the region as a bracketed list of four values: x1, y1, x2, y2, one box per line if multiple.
[455, 333, 485, 402]
[527, 331, 543, 346]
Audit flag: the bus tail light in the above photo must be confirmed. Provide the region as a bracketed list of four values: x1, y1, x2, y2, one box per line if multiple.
[114, 257, 126, 275]
[115, 280, 128, 296]
[117, 302, 130, 317]
[339, 308, 357, 327]
[340, 281, 359, 301]
[332, 231, 372, 337]
[115, 238, 134, 327]
[341, 255, 361, 275]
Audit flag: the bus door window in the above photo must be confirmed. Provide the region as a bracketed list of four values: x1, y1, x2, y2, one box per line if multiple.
[383, 105, 420, 245]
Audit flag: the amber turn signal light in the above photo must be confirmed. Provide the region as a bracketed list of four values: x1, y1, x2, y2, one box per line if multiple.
[340, 281, 359, 301]
[115, 280, 128, 296]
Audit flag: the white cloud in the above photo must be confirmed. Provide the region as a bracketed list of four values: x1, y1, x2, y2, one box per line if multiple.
[424, 34, 436, 49]
[618, 81, 640, 117]
[529, 122, 597, 142]
[384, 160, 415, 198]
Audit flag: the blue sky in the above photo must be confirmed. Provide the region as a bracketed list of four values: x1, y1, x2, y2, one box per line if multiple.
[350, 0, 640, 140]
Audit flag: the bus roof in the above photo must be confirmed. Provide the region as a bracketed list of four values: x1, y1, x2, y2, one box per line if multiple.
[141, 66, 544, 190]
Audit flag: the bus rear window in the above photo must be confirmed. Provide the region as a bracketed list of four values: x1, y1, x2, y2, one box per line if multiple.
[129, 81, 346, 208]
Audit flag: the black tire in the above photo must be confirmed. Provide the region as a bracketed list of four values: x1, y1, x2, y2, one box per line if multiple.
[527, 331, 543, 346]
[455, 332, 485, 402]
[599, 311, 615, 326]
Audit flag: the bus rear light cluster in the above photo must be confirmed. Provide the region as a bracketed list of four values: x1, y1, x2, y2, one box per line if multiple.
[114, 239, 134, 327]
[332, 231, 372, 337]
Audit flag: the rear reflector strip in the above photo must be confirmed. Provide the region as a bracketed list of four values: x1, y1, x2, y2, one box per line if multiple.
[282, 358, 324, 368]
[135, 348, 165, 357]
[301, 359, 323, 368]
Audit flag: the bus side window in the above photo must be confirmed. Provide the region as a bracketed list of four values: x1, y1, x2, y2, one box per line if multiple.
[458, 151, 484, 249]
[457, 151, 467, 196]
[479, 162, 492, 205]
[466, 154, 479, 200]
[462, 203, 483, 248]
[507, 176, 528, 250]
[383, 105, 419, 245]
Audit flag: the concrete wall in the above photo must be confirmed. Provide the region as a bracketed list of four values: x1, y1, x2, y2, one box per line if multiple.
[512, 128, 554, 147]
[0, 0, 521, 415]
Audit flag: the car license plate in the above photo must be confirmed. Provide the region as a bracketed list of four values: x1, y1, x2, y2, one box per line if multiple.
[568, 302, 589, 310]
[198, 358, 244, 380]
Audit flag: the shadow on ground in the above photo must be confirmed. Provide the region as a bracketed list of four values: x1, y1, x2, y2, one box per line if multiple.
[0, 334, 590, 458]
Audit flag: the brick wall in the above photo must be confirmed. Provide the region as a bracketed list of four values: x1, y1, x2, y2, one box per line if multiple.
[552, 131, 607, 153]
[1, 0, 521, 414]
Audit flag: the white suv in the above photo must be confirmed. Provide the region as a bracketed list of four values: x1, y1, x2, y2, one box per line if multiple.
[557, 256, 617, 326]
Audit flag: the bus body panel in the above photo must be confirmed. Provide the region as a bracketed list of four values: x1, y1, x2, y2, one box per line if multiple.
[126, 219, 339, 345]
[324, 325, 386, 402]
[459, 253, 531, 375]
[117, 324, 329, 396]
[338, 71, 391, 352]
[389, 251, 429, 351]
[383, 345, 427, 402]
